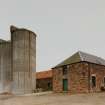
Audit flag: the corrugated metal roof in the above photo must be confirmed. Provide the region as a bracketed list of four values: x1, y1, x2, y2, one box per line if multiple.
[53, 51, 105, 68]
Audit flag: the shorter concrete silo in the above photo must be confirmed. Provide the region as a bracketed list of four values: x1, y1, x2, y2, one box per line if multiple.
[0, 40, 12, 93]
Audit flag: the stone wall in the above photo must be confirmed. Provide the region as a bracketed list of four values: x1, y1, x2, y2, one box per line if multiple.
[53, 68, 63, 92]
[89, 63, 105, 92]
[53, 62, 105, 94]
[68, 62, 89, 93]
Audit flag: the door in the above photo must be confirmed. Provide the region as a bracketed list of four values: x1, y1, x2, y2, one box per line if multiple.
[63, 79, 68, 91]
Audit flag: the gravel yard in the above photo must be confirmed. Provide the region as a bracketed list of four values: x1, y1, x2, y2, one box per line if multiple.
[0, 92, 105, 105]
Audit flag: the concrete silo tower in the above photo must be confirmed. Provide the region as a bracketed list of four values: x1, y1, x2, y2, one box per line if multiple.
[10, 26, 36, 94]
[0, 40, 12, 93]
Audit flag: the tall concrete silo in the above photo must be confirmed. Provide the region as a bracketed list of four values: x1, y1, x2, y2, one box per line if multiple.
[11, 26, 36, 94]
[0, 40, 12, 93]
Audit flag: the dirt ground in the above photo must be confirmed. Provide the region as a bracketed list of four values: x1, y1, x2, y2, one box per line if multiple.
[0, 92, 105, 105]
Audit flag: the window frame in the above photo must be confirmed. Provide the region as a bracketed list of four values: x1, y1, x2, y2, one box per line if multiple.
[62, 65, 68, 75]
[91, 75, 96, 88]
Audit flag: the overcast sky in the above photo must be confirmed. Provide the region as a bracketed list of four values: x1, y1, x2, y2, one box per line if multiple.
[0, 0, 105, 71]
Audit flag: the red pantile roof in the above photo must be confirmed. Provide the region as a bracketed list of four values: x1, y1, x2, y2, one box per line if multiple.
[36, 70, 52, 79]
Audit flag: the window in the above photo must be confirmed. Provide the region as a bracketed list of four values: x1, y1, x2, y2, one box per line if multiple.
[63, 65, 68, 75]
[92, 76, 96, 87]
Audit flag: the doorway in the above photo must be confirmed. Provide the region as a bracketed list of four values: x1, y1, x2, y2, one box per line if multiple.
[92, 76, 96, 88]
[63, 79, 68, 91]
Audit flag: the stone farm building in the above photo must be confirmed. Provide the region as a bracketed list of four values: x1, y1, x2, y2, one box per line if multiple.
[36, 70, 53, 91]
[0, 26, 36, 94]
[52, 51, 105, 93]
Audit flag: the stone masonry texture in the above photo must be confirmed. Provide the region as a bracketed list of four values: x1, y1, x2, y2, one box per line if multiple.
[53, 61, 105, 94]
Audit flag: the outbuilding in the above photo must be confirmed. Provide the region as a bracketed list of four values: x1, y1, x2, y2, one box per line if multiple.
[36, 70, 53, 91]
[52, 51, 105, 93]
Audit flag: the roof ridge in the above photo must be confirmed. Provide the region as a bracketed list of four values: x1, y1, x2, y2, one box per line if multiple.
[78, 51, 84, 61]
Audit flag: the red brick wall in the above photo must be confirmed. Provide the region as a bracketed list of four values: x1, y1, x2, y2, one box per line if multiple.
[53, 62, 105, 94]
